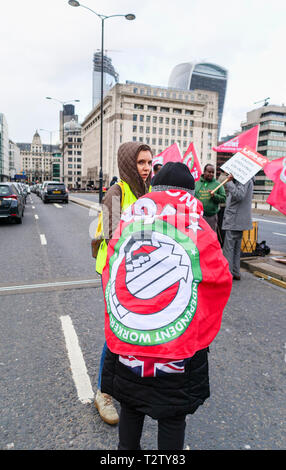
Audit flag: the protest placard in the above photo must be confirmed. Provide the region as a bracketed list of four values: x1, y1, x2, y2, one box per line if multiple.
[220, 146, 269, 184]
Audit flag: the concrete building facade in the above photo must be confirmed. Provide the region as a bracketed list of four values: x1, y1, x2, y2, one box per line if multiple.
[241, 103, 286, 191]
[81, 82, 218, 188]
[9, 140, 21, 179]
[63, 118, 82, 188]
[18, 131, 59, 183]
[0, 113, 9, 181]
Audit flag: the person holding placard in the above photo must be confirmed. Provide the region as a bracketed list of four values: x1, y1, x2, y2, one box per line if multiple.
[222, 175, 254, 280]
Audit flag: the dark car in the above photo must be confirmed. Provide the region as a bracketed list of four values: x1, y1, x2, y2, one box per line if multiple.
[0, 182, 25, 224]
[42, 181, 69, 203]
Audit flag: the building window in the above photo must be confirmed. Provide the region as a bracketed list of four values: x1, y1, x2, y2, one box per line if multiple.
[133, 125, 137, 132]
[148, 105, 157, 111]
[152, 116, 157, 123]
[134, 104, 144, 109]
[185, 110, 194, 115]
[133, 114, 137, 121]
[160, 107, 170, 112]
[173, 108, 182, 114]
[152, 127, 157, 134]
[140, 115, 144, 122]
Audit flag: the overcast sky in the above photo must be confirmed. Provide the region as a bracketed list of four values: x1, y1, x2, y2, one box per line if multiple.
[1, 0, 286, 146]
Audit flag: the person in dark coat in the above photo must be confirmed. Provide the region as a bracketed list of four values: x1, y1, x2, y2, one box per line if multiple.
[101, 163, 214, 450]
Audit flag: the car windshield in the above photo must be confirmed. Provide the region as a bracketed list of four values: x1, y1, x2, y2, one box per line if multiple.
[0, 185, 11, 196]
[47, 184, 65, 190]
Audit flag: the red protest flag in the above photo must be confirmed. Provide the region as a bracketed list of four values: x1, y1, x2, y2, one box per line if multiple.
[213, 125, 259, 153]
[181, 142, 202, 182]
[102, 190, 232, 360]
[152, 143, 182, 172]
[264, 156, 286, 216]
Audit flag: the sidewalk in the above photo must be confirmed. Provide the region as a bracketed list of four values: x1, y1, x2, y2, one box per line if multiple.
[70, 195, 286, 289]
[241, 251, 286, 289]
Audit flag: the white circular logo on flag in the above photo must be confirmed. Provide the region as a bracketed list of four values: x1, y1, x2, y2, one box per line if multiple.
[105, 220, 202, 346]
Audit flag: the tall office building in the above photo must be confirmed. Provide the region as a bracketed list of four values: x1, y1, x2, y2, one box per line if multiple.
[92, 52, 119, 108]
[0, 113, 9, 181]
[241, 103, 286, 191]
[168, 62, 228, 138]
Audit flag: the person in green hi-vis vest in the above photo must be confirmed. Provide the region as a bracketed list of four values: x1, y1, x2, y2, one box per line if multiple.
[94, 141, 152, 425]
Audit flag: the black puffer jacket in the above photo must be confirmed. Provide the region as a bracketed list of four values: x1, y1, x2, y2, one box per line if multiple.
[101, 347, 210, 420]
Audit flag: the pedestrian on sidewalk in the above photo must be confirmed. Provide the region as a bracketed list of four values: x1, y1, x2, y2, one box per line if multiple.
[101, 162, 232, 449]
[195, 164, 226, 232]
[222, 175, 254, 280]
[94, 141, 152, 425]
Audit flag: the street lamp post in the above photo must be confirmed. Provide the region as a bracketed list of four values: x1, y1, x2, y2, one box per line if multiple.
[45, 97, 80, 185]
[68, 0, 135, 203]
[40, 128, 59, 180]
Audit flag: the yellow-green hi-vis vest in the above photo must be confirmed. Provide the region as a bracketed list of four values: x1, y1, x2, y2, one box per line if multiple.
[95, 181, 137, 274]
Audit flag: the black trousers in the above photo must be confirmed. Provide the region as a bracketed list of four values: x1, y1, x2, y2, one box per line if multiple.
[118, 403, 186, 450]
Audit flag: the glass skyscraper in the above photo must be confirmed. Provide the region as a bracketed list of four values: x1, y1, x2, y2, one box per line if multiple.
[92, 52, 119, 108]
[0, 113, 9, 181]
[168, 62, 228, 137]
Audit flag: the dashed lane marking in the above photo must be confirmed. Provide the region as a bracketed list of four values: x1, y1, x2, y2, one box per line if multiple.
[273, 232, 286, 237]
[40, 234, 47, 245]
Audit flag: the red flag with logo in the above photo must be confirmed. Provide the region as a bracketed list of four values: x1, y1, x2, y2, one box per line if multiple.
[181, 142, 202, 182]
[102, 190, 232, 359]
[213, 125, 259, 153]
[264, 156, 286, 215]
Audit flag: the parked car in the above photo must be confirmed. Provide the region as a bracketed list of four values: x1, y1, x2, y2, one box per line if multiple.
[0, 182, 25, 224]
[42, 181, 69, 203]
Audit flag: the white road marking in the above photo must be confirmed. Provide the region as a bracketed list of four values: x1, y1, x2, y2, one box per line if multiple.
[34, 214, 39, 220]
[255, 218, 286, 226]
[54, 203, 62, 208]
[40, 234, 47, 245]
[0, 278, 100, 292]
[273, 232, 286, 237]
[60, 315, 94, 404]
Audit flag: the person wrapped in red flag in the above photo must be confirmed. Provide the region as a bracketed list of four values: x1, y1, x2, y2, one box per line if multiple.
[101, 162, 232, 450]
[264, 156, 286, 216]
